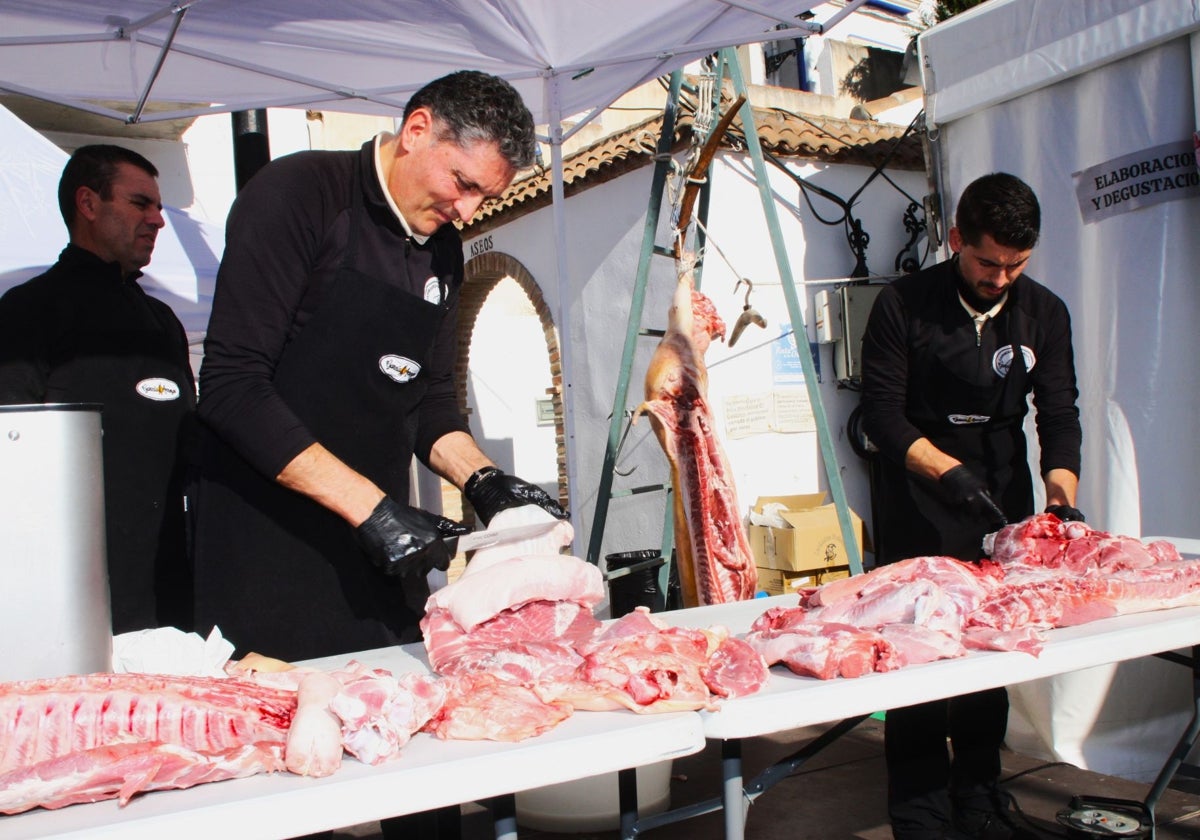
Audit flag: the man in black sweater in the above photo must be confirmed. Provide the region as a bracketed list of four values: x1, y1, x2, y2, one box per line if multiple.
[0, 144, 195, 634]
[860, 172, 1083, 840]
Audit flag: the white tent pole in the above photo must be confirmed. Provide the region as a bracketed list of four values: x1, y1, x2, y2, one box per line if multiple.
[123, 0, 207, 34]
[547, 72, 581, 534]
[130, 4, 188, 124]
[818, 0, 869, 34]
[543, 25, 819, 77]
[1192, 31, 1200, 131]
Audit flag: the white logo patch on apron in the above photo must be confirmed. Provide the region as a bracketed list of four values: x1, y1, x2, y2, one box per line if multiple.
[992, 344, 1036, 377]
[379, 355, 421, 383]
[135, 377, 182, 401]
[948, 413, 991, 425]
[423, 277, 442, 305]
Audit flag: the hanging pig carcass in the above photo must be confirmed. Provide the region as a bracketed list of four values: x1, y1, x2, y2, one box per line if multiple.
[637, 261, 756, 606]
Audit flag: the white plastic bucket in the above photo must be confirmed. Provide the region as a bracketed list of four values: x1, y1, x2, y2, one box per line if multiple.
[0, 404, 111, 681]
[515, 759, 673, 833]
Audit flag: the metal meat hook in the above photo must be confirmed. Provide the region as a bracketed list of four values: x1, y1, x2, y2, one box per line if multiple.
[728, 278, 767, 347]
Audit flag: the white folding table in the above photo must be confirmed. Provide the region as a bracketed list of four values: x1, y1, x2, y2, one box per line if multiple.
[2, 643, 706, 840]
[620, 597, 1200, 840]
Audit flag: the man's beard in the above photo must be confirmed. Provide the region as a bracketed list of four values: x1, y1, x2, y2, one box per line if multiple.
[957, 278, 999, 311]
[953, 255, 1003, 311]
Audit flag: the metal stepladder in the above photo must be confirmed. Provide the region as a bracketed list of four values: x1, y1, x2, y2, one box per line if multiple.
[586, 47, 864, 606]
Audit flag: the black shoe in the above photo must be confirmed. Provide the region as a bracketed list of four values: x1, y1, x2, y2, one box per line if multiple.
[951, 785, 1041, 839]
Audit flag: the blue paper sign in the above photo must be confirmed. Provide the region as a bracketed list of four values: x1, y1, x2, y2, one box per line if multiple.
[772, 323, 819, 385]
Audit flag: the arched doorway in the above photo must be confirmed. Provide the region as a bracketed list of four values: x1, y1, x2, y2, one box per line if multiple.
[442, 252, 568, 533]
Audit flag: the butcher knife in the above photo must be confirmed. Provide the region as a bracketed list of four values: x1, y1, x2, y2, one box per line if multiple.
[444, 519, 564, 553]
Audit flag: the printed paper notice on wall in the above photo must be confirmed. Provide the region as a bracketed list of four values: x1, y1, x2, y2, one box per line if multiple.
[724, 390, 815, 439]
[724, 393, 772, 439]
[771, 388, 815, 433]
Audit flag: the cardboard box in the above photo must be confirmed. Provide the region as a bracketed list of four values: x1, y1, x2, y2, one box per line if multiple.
[756, 565, 850, 597]
[749, 493, 864, 572]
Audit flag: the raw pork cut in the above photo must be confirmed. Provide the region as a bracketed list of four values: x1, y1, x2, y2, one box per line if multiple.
[560, 609, 768, 713]
[0, 741, 285, 815]
[971, 513, 1200, 631]
[328, 664, 445, 765]
[285, 671, 343, 776]
[637, 260, 756, 606]
[424, 600, 596, 684]
[744, 514, 1200, 680]
[424, 673, 572, 742]
[425, 554, 604, 632]
[423, 553, 768, 734]
[745, 620, 889, 679]
[464, 505, 575, 574]
[0, 673, 295, 814]
[0, 673, 295, 774]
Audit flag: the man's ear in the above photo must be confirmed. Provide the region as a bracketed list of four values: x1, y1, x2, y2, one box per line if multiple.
[947, 225, 963, 253]
[75, 185, 100, 222]
[398, 106, 435, 152]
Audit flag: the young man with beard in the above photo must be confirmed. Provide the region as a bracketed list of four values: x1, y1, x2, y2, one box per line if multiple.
[860, 172, 1083, 840]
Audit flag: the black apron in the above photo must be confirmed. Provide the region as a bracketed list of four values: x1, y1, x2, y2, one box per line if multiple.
[193, 166, 449, 661]
[876, 303, 1033, 564]
[44, 272, 195, 634]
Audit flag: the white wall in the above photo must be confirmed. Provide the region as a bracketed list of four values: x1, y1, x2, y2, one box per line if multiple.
[467, 278, 560, 492]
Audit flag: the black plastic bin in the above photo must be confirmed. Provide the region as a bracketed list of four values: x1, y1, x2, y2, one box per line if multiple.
[605, 549, 682, 617]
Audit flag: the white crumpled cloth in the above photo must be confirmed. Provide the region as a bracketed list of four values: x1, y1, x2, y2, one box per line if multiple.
[111, 625, 235, 677]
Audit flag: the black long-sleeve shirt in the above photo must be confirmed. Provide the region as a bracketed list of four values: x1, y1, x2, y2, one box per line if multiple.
[0, 245, 196, 632]
[197, 139, 469, 480]
[861, 259, 1082, 479]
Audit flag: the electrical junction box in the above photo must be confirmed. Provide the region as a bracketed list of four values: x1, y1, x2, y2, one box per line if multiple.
[833, 283, 886, 383]
[813, 289, 835, 344]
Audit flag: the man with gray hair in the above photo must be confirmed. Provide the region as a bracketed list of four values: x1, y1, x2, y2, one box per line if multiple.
[193, 70, 566, 667]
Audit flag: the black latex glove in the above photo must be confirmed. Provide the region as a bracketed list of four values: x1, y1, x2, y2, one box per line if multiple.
[939, 465, 1008, 528]
[464, 466, 569, 527]
[354, 496, 470, 577]
[1045, 504, 1086, 522]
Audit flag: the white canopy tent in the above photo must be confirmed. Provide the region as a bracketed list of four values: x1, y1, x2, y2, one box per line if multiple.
[0, 0, 867, 523]
[0, 1, 846, 128]
[0, 102, 224, 373]
[920, 0, 1200, 783]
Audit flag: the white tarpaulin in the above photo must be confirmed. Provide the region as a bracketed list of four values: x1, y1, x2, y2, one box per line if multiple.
[920, 0, 1200, 782]
[0, 0, 831, 130]
[921, 0, 1200, 130]
[0, 103, 224, 371]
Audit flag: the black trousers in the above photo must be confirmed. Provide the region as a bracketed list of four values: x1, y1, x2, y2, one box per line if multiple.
[884, 687, 1009, 838]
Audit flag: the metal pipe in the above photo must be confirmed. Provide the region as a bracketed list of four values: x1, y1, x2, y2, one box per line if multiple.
[231, 109, 271, 193]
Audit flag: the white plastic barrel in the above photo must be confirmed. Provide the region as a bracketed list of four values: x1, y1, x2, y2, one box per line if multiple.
[515, 760, 673, 832]
[0, 404, 112, 681]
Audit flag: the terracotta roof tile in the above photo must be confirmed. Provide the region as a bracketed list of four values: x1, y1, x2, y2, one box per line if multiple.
[464, 105, 924, 234]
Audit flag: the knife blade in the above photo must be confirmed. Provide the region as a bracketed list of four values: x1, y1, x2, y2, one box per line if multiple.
[446, 519, 564, 553]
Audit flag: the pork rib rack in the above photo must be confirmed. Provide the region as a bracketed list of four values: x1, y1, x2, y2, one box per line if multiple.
[0, 672, 295, 813]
